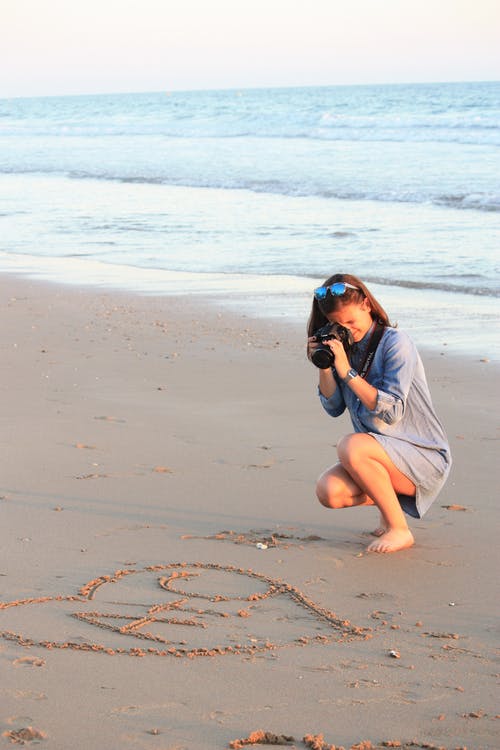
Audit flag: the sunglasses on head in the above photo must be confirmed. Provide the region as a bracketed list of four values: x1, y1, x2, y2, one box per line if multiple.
[314, 281, 360, 301]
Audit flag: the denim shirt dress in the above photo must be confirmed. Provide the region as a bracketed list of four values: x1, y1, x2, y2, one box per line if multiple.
[318, 327, 451, 518]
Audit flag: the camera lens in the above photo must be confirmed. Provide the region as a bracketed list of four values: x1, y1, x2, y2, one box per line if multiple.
[311, 346, 334, 369]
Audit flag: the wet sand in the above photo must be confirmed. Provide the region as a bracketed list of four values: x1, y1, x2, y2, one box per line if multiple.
[0, 276, 498, 749]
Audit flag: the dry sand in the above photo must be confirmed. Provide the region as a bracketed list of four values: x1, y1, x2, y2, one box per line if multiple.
[0, 276, 498, 750]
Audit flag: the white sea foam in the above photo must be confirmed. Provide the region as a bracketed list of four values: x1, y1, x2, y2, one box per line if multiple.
[0, 250, 498, 361]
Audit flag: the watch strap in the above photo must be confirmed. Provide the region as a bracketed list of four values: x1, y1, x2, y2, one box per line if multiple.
[343, 368, 358, 384]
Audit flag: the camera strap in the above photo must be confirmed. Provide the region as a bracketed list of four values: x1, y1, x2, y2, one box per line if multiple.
[358, 321, 385, 379]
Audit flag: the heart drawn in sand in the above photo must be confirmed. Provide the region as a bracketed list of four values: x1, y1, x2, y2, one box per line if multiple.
[0, 563, 366, 658]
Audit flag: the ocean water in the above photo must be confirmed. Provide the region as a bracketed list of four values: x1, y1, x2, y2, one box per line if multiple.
[0, 82, 499, 358]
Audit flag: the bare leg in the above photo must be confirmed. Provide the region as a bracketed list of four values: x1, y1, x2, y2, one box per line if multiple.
[317, 433, 416, 553]
[338, 433, 415, 553]
[316, 464, 386, 536]
[316, 461, 374, 509]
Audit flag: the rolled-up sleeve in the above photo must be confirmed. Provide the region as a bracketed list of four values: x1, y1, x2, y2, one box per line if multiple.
[359, 331, 417, 425]
[318, 379, 346, 417]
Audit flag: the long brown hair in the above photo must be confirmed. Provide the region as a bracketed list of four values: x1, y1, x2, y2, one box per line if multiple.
[307, 273, 394, 337]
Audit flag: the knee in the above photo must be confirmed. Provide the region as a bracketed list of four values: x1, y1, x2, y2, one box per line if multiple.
[315, 472, 343, 509]
[315, 474, 330, 508]
[337, 433, 368, 470]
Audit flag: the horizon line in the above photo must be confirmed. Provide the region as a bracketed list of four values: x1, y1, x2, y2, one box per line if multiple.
[2, 78, 499, 101]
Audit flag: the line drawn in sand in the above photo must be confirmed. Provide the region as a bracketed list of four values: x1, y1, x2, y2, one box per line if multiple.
[0, 562, 368, 657]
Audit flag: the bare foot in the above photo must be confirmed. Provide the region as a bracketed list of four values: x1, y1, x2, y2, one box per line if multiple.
[366, 528, 415, 553]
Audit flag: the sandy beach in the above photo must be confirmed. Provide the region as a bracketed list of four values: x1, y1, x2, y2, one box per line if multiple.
[0, 275, 498, 750]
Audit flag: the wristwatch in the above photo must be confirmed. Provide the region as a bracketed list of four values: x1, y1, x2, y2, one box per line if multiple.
[343, 368, 358, 384]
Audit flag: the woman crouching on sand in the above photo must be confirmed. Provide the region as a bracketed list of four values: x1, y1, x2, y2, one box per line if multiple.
[307, 274, 451, 553]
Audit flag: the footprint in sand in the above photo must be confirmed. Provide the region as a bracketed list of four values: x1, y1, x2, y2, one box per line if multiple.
[0, 563, 366, 658]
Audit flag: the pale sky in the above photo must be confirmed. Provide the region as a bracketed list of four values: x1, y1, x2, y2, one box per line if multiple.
[2, 0, 499, 97]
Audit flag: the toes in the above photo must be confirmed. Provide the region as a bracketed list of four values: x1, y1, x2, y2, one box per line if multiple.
[367, 540, 386, 553]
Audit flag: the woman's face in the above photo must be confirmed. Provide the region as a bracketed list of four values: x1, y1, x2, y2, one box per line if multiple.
[326, 299, 373, 343]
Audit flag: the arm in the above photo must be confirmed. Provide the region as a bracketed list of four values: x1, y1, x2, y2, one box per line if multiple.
[307, 335, 346, 416]
[328, 338, 378, 410]
[318, 366, 337, 399]
[325, 330, 417, 425]
[358, 331, 417, 425]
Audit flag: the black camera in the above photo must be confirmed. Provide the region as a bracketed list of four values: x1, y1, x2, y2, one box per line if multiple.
[311, 322, 353, 369]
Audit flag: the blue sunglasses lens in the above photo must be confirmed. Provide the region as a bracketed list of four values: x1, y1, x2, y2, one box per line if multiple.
[314, 286, 328, 299]
[330, 283, 347, 295]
